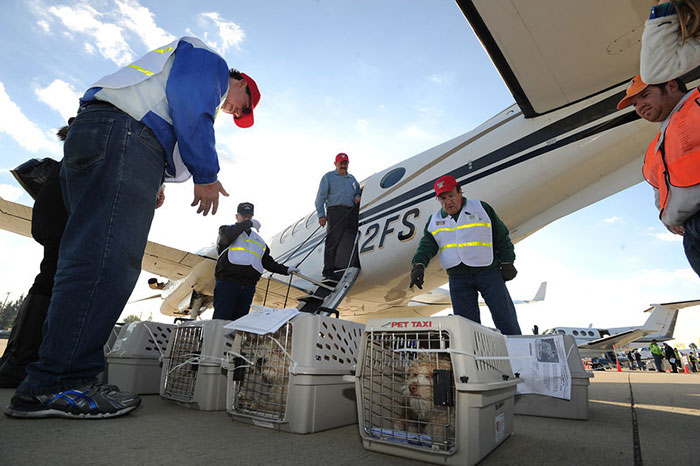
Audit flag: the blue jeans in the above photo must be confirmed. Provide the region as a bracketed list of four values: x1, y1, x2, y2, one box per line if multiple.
[652, 353, 664, 372]
[17, 104, 165, 395]
[683, 211, 700, 277]
[213, 279, 256, 321]
[448, 268, 522, 335]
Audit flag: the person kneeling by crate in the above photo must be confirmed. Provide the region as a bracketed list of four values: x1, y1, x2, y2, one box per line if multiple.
[409, 175, 522, 335]
[213, 202, 299, 320]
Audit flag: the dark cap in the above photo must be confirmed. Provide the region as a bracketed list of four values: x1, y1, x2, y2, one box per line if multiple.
[237, 202, 254, 216]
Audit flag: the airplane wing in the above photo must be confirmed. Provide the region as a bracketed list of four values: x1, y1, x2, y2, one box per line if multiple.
[141, 241, 211, 281]
[0, 198, 32, 237]
[0, 198, 206, 282]
[456, 1, 650, 117]
[578, 328, 647, 352]
[642, 299, 700, 312]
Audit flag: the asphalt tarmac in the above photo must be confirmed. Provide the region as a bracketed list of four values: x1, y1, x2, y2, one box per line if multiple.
[0, 370, 698, 465]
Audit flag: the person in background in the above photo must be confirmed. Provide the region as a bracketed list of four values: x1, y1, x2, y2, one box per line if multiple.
[409, 175, 521, 335]
[674, 347, 684, 371]
[627, 350, 636, 370]
[664, 342, 678, 372]
[641, 1, 700, 84]
[688, 351, 698, 372]
[315, 152, 361, 283]
[650, 340, 665, 372]
[0, 125, 71, 388]
[634, 349, 645, 371]
[213, 202, 298, 321]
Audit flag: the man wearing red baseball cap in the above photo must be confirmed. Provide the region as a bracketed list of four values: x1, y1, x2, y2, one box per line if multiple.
[617, 72, 700, 277]
[315, 153, 362, 282]
[409, 175, 521, 335]
[5, 37, 262, 420]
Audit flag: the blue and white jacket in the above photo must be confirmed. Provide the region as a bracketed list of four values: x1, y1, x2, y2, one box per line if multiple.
[80, 37, 229, 184]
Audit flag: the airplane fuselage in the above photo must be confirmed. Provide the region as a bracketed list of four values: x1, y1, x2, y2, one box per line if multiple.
[266, 81, 659, 320]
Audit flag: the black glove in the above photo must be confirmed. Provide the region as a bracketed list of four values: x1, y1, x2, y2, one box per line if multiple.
[500, 262, 517, 281]
[409, 264, 424, 289]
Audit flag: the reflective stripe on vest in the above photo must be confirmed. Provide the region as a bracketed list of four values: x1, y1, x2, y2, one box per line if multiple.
[428, 199, 494, 268]
[227, 231, 267, 274]
[92, 38, 181, 89]
[642, 88, 700, 225]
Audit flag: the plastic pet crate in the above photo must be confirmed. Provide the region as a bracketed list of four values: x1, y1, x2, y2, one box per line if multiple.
[106, 321, 175, 394]
[160, 319, 234, 411]
[355, 315, 519, 466]
[224, 313, 365, 433]
[98, 323, 124, 384]
[509, 334, 594, 420]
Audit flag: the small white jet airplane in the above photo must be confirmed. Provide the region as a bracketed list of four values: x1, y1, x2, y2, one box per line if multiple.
[540, 299, 700, 358]
[1, 1, 695, 322]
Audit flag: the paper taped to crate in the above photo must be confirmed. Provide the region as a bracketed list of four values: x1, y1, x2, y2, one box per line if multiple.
[505, 335, 572, 400]
[224, 305, 299, 335]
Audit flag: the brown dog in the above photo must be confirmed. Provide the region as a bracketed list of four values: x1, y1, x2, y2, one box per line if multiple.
[396, 353, 455, 442]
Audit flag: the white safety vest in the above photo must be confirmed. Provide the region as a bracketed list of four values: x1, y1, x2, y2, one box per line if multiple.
[428, 199, 494, 268]
[90, 37, 227, 183]
[227, 230, 267, 274]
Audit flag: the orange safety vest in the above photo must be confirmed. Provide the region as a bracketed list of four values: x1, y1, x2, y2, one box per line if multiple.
[642, 87, 700, 224]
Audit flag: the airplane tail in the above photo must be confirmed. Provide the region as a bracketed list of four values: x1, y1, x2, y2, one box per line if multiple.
[531, 281, 547, 302]
[642, 299, 700, 339]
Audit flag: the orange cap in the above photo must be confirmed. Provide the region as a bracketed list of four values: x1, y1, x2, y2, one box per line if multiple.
[617, 74, 649, 110]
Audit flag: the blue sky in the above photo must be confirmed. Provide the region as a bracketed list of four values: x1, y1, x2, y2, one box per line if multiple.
[1, 0, 699, 347]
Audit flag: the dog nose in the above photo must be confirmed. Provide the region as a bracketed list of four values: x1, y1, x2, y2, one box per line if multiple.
[409, 384, 418, 394]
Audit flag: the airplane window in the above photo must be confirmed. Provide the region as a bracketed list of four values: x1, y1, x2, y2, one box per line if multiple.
[305, 212, 317, 228]
[292, 217, 305, 235]
[280, 225, 293, 244]
[572, 330, 579, 336]
[379, 167, 406, 189]
[588, 331, 595, 337]
[557, 330, 564, 335]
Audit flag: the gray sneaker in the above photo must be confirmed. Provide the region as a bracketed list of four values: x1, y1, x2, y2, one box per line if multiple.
[4, 383, 142, 419]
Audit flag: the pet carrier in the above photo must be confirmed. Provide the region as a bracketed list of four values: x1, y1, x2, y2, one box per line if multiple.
[106, 321, 175, 394]
[223, 312, 364, 433]
[98, 323, 124, 384]
[509, 334, 593, 420]
[355, 315, 519, 466]
[160, 319, 234, 411]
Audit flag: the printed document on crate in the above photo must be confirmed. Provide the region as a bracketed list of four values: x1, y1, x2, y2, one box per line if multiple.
[223, 305, 299, 335]
[505, 335, 571, 400]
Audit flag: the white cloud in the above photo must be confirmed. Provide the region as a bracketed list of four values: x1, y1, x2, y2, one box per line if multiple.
[37, 20, 50, 33]
[652, 231, 682, 242]
[35, 79, 81, 123]
[0, 81, 62, 154]
[199, 12, 245, 53]
[0, 184, 24, 202]
[604, 216, 621, 223]
[48, 4, 133, 66]
[355, 119, 369, 132]
[84, 42, 96, 55]
[116, 0, 175, 49]
[427, 74, 444, 84]
[398, 124, 431, 141]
